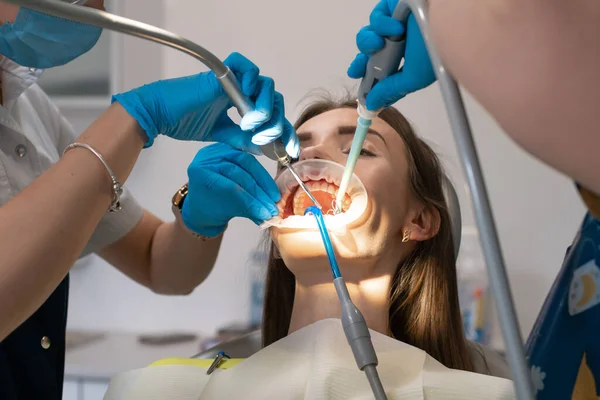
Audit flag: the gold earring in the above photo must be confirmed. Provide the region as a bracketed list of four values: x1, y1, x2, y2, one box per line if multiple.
[402, 230, 411, 243]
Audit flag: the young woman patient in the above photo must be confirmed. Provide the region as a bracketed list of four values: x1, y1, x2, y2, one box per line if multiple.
[104, 96, 513, 399]
[263, 96, 510, 378]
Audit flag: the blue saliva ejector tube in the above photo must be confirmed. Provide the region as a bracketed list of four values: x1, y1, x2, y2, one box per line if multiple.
[336, 2, 411, 213]
[304, 206, 387, 400]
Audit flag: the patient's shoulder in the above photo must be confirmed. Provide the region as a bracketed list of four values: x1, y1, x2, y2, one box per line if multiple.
[466, 341, 512, 379]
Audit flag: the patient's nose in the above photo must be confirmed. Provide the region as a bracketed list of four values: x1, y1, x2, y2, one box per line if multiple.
[299, 146, 329, 162]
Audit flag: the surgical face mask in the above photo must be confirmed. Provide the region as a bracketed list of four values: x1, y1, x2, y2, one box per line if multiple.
[0, 8, 102, 69]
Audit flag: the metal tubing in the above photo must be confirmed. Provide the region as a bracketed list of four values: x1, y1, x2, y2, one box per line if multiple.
[2, 0, 254, 117]
[399, 0, 535, 398]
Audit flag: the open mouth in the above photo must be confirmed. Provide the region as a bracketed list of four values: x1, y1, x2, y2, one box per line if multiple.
[260, 159, 368, 233]
[279, 177, 352, 218]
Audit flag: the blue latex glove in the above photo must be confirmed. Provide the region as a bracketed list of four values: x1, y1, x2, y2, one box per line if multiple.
[112, 52, 299, 157]
[182, 143, 280, 237]
[348, 0, 436, 110]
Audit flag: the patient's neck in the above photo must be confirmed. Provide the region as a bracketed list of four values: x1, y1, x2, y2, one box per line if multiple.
[288, 269, 393, 336]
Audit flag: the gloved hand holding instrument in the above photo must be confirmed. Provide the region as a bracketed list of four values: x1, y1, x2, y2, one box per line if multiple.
[113, 52, 310, 234]
[336, 0, 436, 213]
[348, 0, 436, 111]
[114, 51, 321, 213]
[113, 52, 300, 157]
[183, 143, 281, 238]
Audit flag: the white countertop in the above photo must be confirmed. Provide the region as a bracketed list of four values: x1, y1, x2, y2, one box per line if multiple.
[64, 332, 205, 380]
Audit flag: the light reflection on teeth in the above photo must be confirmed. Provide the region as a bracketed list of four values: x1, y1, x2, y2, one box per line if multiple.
[291, 181, 351, 216]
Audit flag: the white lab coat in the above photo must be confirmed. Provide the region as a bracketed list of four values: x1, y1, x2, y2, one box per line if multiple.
[0, 57, 143, 256]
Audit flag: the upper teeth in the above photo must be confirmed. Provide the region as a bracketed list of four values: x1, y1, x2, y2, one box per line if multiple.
[278, 180, 351, 216]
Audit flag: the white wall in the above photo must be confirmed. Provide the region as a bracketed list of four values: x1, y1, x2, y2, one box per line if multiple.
[65, 0, 587, 347]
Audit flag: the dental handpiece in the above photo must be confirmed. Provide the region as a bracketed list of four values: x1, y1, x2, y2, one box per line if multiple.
[335, 2, 411, 213]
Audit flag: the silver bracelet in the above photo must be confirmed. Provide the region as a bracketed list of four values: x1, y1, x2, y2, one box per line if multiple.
[63, 142, 123, 212]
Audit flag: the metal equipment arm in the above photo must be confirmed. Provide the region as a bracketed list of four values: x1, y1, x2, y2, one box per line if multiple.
[0, 0, 296, 162]
[398, 0, 535, 398]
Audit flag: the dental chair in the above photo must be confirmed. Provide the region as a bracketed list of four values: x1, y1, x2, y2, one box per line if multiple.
[194, 175, 463, 360]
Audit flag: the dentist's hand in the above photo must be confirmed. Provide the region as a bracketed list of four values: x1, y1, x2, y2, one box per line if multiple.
[112, 52, 299, 157]
[348, 0, 436, 110]
[182, 143, 280, 237]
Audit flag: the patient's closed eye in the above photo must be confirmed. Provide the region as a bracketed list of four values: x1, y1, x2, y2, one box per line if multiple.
[342, 147, 376, 157]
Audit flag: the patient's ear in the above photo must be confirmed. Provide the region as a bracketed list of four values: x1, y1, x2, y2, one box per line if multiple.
[404, 205, 440, 242]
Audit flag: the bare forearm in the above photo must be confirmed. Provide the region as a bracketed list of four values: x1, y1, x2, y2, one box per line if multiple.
[0, 103, 145, 340]
[149, 221, 223, 294]
[429, 0, 600, 192]
[99, 210, 223, 295]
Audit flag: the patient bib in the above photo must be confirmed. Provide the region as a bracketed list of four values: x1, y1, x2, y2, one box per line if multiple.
[104, 319, 515, 399]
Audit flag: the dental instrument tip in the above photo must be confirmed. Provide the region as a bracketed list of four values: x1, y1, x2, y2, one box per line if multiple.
[285, 164, 322, 210]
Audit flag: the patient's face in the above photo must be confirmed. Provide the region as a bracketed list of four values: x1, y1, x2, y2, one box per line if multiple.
[271, 108, 419, 281]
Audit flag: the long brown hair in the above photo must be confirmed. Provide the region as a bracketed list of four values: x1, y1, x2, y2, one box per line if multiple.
[261, 96, 474, 371]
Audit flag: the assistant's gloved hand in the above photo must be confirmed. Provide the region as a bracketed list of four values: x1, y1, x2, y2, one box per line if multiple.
[348, 0, 436, 110]
[112, 52, 299, 157]
[182, 143, 280, 237]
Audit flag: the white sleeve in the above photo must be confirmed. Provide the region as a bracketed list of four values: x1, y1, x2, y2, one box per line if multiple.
[54, 106, 144, 257]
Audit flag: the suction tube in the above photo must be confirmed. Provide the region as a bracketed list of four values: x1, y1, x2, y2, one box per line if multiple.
[304, 206, 341, 279]
[304, 206, 387, 400]
[396, 0, 534, 398]
[335, 116, 372, 213]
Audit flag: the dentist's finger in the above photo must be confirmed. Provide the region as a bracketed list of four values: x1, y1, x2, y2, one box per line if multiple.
[369, 0, 404, 37]
[240, 76, 275, 131]
[348, 53, 369, 79]
[250, 92, 286, 146]
[218, 160, 279, 215]
[226, 149, 281, 203]
[356, 26, 384, 55]
[208, 114, 262, 155]
[224, 52, 260, 96]
[280, 119, 300, 159]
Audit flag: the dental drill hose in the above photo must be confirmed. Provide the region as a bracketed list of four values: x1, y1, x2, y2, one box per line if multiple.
[305, 206, 387, 400]
[1, 0, 288, 163]
[335, 1, 411, 212]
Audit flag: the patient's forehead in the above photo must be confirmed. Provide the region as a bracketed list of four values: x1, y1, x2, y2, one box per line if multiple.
[296, 108, 402, 149]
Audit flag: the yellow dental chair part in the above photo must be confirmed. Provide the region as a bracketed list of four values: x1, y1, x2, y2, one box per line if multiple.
[149, 357, 244, 370]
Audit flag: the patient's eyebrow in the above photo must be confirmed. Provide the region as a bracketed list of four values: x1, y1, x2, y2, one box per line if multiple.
[338, 125, 386, 145]
[297, 132, 312, 142]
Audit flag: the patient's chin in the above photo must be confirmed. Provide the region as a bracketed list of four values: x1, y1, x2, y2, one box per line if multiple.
[271, 224, 372, 268]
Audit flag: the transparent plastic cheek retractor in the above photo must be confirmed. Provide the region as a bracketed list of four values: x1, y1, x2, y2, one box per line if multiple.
[260, 159, 368, 234]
